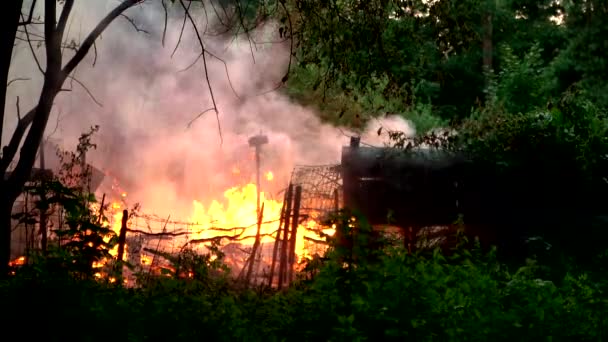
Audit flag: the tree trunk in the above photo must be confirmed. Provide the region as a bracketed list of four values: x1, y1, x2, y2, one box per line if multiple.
[0, 0, 139, 276]
[482, 0, 494, 91]
[0, 193, 13, 277]
[0, 0, 23, 149]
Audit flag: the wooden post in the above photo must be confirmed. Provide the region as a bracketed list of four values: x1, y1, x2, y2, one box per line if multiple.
[268, 189, 289, 287]
[288, 185, 302, 283]
[277, 184, 293, 289]
[116, 210, 128, 262]
[97, 193, 106, 225]
[334, 188, 339, 212]
[38, 141, 48, 253]
[245, 203, 264, 286]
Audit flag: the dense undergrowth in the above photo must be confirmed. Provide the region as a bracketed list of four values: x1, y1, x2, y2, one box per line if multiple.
[3, 214, 608, 342]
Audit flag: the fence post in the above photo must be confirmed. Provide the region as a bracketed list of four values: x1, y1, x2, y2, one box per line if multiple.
[278, 184, 293, 289]
[288, 185, 302, 283]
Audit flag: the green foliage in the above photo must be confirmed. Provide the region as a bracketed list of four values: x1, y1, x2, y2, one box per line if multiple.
[12, 125, 116, 279]
[284, 0, 607, 126]
[4, 210, 608, 341]
[6, 1, 608, 340]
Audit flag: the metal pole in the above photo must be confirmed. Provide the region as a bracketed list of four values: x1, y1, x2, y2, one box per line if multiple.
[255, 145, 261, 217]
[248, 134, 268, 218]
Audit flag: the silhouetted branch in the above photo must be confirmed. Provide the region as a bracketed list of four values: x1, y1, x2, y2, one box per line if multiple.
[161, 0, 168, 47]
[279, 0, 293, 84]
[63, 0, 142, 78]
[18, 0, 37, 26]
[303, 236, 328, 244]
[127, 228, 189, 237]
[120, 13, 150, 35]
[66, 75, 103, 107]
[0, 107, 36, 171]
[171, 0, 191, 58]
[178, 0, 222, 144]
[57, 0, 75, 40]
[188, 231, 278, 244]
[21, 15, 44, 75]
[7, 78, 30, 88]
[92, 41, 98, 67]
[186, 107, 215, 128]
[15, 97, 21, 121]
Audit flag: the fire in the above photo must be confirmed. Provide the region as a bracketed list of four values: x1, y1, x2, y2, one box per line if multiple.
[9, 256, 25, 267]
[85, 168, 334, 284]
[187, 182, 329, 262]
[265, 171, 274, 181]
[189, 183, 283, 246]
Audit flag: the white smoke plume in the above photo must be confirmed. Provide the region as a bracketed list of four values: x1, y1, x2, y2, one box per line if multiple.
[5, 1, 415, 220]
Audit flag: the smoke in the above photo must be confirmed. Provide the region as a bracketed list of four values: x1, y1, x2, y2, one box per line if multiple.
[5, 1, 415, 219]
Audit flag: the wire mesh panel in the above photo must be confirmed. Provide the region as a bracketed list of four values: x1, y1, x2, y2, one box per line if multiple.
[289, 164, 342, 257]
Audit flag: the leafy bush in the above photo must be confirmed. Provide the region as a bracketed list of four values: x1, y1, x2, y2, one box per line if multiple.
[3, 211, 608, 341]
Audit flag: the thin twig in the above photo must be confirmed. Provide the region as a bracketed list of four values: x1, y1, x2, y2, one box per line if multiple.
[46, 108, 64, 141]
[18, 0, 37, 26]
[279, 0, 293, 83]
[7, 78, 30, 88]
[179, 50, 242, 101]
[120, 13, 149, 34]
[92, 40, 98, 67]
[161, 0, 168, 47]
[66, 75, 103, 107]
[179, 0, 222, 144]
[186, 107, 215, 128]
[171, 0, 191, 58]
[235, 0, 256, 64]
[21, 14, 44, 75]
[188, 231, 278, 245]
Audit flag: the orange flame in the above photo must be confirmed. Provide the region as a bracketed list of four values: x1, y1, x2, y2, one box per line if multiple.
[87, 170, 335, 284]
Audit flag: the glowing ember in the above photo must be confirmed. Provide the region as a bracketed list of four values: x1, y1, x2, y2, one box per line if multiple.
[9, 256, 25, 267]
[265, 171, 274, 181]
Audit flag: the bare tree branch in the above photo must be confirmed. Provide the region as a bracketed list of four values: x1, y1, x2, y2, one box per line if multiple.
[62, 0, 142, 79]
[279, 0, 293, 83]
[179, 0, 222, 144]
[57, 0, 75, 40]
[44, 0, 61, 72]
[7, 78, 30, 88]
[15, 97, 21, 121]
[21, 14, 45, 75]
[65, 75, 103, 107]
[186, 107, 215, 128]
[179, 50, 242, 101]
[0, 107, 36, 171]
[188, 231, 278, 245]
[171, 0, 191, 58]
[303, 236, 328, 244]
[235, 0, 257, 64]
[161, 0, 168, 47]
[18, 0, 37, 26]
[45, 107, 64, 141]
[92, 40, 98, 67]
[120, 13, 150, 34]
[127, 228, 189, 237]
